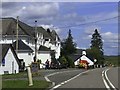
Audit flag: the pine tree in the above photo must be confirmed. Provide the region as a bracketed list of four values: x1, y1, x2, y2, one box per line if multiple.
[61, 29, 76, 68]
[90, 29, 104, 64]
[91, 29, 103, 51]
[61, 29, 76, 55]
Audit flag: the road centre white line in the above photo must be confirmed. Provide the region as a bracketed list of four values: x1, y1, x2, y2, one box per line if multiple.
[102, 70, 111, 90]
[50, 69, 95, 90]
[105, 68, 117, 90]
[102, 68, 117, 90]
[45, 69, 83, 88]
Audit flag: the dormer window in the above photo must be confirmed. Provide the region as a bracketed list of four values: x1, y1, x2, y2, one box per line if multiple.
[45, 39, 49, 41]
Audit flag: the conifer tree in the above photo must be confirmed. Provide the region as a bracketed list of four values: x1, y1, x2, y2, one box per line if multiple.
[61, 29, 76, 67]
[61, 29, 76, 55]
[90, 29, 104, 64]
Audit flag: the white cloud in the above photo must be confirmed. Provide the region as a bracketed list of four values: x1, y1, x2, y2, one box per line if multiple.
[2, 2, 59, 19]
[102, 32, 118, 43]
[1, 2, 85, 27]
[84, 31, 118, 43]
[22, 6, 26, 10]
[110, 45, 118, 48]
[41, 24, 62, 34]
[76, 46, 80, 49]
[54, 13, 85, 27]
[2, 0, 119, 2]
[86, 11, 118, 24]
[84, 25, 101, 35]
[24, 3, 59, 18]
[83, 25, 118, 44]
[41, 24, 54, 30]
[83, 25, 101, 40]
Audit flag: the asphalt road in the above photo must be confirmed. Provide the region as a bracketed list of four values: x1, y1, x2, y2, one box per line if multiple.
[106, 67, 119, 89]
[47, 67, 119, 90]
[47, 69, 86, 85]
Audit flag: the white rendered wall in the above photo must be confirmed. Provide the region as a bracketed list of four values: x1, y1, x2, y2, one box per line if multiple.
[0, 49, 19, 75]
[44, 41, 50, 48]
[80, 55, 94, 66]
[55, 42, 61, 59]
[0, 40, 12, 44]
[50, 42, 61, 59]
[17, 53, 33, 66]
[37, 51, 51, 68]
[74, 59, 80, 66]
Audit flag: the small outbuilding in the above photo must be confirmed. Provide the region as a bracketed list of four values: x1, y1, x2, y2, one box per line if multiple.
[0, 44, 20, 75]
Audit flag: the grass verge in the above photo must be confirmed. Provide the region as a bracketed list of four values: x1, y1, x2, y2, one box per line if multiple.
[2, 80, 51, 89]
[104, 56, 120, 66]
[2, 71, 41, 79]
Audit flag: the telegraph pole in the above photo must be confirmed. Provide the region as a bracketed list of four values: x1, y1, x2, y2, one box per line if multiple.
[16, 16, 19, 54]
[34, 20, 37, 62]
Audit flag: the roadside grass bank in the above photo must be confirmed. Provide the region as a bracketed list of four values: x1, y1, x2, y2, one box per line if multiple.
[1, 71, 51, 89]
[104, 56, 120, 67]
[2, 80, 51, 89]
[2, 71, 41, 79]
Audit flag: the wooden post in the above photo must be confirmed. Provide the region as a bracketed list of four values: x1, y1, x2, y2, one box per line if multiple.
[34, 20, 37, 62]
[16, 16, 19, 54]
[27, 66, 33, 86]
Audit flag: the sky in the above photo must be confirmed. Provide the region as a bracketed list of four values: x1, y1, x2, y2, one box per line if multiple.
[1, 1, 119, 56]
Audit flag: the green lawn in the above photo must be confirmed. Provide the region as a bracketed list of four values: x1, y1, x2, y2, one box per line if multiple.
[2, 71, 41, 79]
[2, 80, 51, 89]
[2, 72, 27, 79]
[1, 71, 50, 89]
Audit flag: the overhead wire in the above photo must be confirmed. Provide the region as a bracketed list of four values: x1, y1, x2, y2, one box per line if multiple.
[58, 15, 119, 29]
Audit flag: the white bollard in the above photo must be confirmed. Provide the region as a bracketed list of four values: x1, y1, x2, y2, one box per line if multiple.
[27, 66, 33, 86]
[97, 64, 99, 68]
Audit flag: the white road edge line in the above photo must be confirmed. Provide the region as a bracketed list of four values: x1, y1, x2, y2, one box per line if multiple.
[102, 68, 117, 90]
[50, 69, 95, 90]
[102, 70, 111, 90]
[105, 68, 117, 90]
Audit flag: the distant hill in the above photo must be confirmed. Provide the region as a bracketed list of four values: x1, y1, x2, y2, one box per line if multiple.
[104, 55, 120, 66]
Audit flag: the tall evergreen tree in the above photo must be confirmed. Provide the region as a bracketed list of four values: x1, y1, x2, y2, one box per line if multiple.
[61, 29, 76, 55]
[61, 29, 76, 67]
[90, 29, 104, 64]
[91, 29, 103, 51]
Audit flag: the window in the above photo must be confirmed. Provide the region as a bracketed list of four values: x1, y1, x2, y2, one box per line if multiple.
[28, 53, 31, 55]
[2, 59, 5, 66]
[4, 71, 9, 74]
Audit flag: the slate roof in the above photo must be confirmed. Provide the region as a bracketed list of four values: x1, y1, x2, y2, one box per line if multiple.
[1, 18, 34, 37]
[12, 39, 33, 53]
[38, 45, 50, 51]
[37, 27, 61, 43]
[69, 55, 81, 62]
[50, 30, 61, 42]
[1, 18, 60, 41]
[75, 49, 83, 55]
[70, 49, 94, 62]
[37, 27, 51, 39]
[1, 17, 61, 44]
[37, 27, 61, 42]
[1, 44, 20, 66]
[69, 49, 84, 62]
